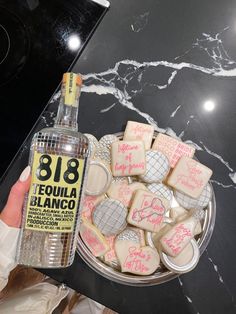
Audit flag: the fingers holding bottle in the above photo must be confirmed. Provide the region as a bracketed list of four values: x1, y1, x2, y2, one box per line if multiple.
[0, 166, 31, 228]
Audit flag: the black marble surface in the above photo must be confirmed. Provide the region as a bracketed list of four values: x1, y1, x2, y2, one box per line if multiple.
[0, 0, 236, 313]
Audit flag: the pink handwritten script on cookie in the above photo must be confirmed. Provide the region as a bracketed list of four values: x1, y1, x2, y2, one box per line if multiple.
[104, 236, 118, 263]
[124, 121, 154, 149]
[80, 221, 109, 257]
[152, 133, 195, 168]
[128, 190, 169, 232]
[81, 195, 104, 222]
[111, 141, 146, 176]
[168, 156, 213, 198]
[123, 246, 151, 273]
[107, 181, 147, 207]
[115, 242, 160, 275]
[160, 223, 193, 257]
[176, 160, 203, 190]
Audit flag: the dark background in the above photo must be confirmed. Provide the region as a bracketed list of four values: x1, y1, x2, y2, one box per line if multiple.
[0, 0, 236, 313]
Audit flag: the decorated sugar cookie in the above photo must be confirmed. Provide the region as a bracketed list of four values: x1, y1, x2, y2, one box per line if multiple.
[127, 189, 169, 232]
[99, 134, 119, 150]
[147, 182, 172, 202]
[160, 239, 200, 274]
[174, 183, 212, 210]
[115, 229, 160, 275]
[85, 160, 112, 196]
[107, 180, 147, 207]
[123, 120, 154, 149]
[167, 156, 213, 198]
[80, 220, 109, 257]
[152, 133, 195, 168]
[81, 194, 105, 222]
[160, 210, 204, 257]
[139, 151, 170, 183]
[94, 147, 111, 164]
[84, 133, 100, 158]
[128, 227, 146, 246]
[111, 140, 146, 176]
[103, 235, 120, 266]
[93, 199, 127, 236]
[170, 207, 202, 236]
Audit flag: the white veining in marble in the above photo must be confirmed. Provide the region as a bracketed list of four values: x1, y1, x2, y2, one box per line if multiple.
[229, 172, 236, 184]
[49, 28, 236, 189]
[205, 250, 236, 308]
[100, 103, 116, 113]
[170, 105, 181, 118]
[210, 179, 236, 190]
[200, 141, 234, 172]
[178, 277, 200, 314]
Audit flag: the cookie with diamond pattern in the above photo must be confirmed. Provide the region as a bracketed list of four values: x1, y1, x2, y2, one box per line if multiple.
[147, 183, 173, 202]
[94, 147, 111, 164]
[93, 199, 128, 236]
[174, 183, 212, 210]
[99, 134, 119, 150]
[139, 150, 170, 183]
[84, 134, 100, 158]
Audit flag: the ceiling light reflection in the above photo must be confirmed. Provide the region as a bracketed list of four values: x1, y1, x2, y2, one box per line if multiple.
[203, 100, 215, 112]
[67, 34, 81, 51]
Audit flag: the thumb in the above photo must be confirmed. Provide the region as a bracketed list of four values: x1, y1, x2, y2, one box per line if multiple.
[0, 166, 31, 228]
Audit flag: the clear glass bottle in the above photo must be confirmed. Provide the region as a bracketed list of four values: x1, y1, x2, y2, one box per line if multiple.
[17, 72, 90, 268]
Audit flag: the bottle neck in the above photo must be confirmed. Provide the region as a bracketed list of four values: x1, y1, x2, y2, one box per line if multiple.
[54, 73, 82, 131]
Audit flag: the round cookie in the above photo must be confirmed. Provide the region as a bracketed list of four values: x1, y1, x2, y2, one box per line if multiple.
[147, 183, 172, 202]
[94, 147, 111, 164]
[85, 160, 112, 196]
[174, 183, 212, 210]
[84, 133, 100, 158]
[99, 134, 119, 150]
[93, 199, 128, 236]
[139, 150, 170, 183]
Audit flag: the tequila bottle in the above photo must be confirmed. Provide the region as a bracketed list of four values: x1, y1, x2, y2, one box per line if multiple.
[17, 72, 90, 268]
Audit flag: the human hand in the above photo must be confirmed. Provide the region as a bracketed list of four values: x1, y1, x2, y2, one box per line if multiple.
[0, 166, 31, 228]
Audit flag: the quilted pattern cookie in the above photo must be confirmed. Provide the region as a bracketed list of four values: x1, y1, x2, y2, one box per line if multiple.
[174, 183, 212, 210]
[139, 150, 170, 183]
[93, 198, 127, 236]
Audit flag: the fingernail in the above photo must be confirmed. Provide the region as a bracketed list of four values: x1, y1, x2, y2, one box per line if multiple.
[19, 166, 31, 182]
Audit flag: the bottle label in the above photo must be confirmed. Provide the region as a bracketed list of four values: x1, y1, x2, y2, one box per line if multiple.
[25, 152, 85, 232]
[63, 72, 80, 107]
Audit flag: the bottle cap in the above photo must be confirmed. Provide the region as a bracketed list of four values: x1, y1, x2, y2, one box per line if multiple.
[159, 239, 200, 273]
[63, 72, 82, 85]
[62, 72, 82, 106]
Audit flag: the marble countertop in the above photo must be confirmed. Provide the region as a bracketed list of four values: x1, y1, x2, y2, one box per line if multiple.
[0, 0, 236, 313]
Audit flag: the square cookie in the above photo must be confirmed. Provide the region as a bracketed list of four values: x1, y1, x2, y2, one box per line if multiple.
[152, 133, 195, 168]
[127, 189, 169, 232]
[167, 156, 212, 198]
[107, 180, 147, 207]
[124, 121, 154, 149]
[111, 140, 146, 176]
